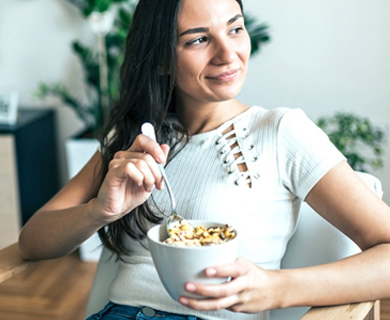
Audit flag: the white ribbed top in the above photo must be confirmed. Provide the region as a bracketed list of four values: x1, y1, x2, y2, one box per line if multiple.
[109, 106, 346, 320]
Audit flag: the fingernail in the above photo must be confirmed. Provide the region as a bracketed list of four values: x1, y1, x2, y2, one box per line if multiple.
[206, 268, 217, 276]
[157, 154, 165, 164]
[180, 297, 189, 305]
[186, 283, 196, 292]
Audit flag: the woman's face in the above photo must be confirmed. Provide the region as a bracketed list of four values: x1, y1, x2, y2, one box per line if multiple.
[175, 0, 251, 106]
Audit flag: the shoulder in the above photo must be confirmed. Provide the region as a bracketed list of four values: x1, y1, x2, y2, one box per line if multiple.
[249, 105, 306, 121]
[247, 106, 311, 132]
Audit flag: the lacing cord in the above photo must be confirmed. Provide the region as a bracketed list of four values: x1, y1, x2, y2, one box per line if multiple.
[216, 127, 259, 186]
[235, 170, 260, 186]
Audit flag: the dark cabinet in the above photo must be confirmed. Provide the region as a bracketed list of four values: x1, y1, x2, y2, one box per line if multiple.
[0, 108, 60, 225]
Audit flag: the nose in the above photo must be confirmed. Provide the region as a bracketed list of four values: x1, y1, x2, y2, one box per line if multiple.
[211, 38, 236, 65]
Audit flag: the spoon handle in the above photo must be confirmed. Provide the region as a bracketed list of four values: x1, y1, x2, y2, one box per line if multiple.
[140, 122, 158, 142]
[141, 122, 177, 212]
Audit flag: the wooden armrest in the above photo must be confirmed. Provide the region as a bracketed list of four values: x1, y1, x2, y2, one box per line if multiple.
[0, 243, 36, 283]
[301, 300, 380, 320]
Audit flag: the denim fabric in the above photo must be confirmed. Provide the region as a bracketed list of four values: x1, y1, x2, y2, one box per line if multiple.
[86, 302, 205, 320]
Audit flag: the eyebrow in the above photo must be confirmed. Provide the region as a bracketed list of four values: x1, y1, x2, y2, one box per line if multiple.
[178, 14, 243, 37]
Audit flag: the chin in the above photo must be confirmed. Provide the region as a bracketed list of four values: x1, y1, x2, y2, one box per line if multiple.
[211, 86, 243, 101]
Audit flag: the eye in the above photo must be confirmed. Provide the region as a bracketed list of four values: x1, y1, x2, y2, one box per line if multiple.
[185, 36, 208, 46]
[230, 26, 244, 35]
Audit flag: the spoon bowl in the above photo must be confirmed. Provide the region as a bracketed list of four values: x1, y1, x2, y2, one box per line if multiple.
[166, 213, 185, 230]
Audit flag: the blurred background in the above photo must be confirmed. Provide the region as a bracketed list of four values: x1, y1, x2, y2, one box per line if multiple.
[240, 0, 390, 204]
[0, 0, 389, 245]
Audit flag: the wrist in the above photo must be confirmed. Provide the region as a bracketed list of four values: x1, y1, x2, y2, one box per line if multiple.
[275, 268, 315, 309]
[84, 197, 112, 228]
[267, 269, 291, 309]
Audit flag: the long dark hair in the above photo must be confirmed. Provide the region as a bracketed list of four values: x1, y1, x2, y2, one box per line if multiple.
[98, 0, 244, 257]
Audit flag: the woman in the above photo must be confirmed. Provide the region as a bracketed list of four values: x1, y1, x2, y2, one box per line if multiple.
[19, 0, 390, 319]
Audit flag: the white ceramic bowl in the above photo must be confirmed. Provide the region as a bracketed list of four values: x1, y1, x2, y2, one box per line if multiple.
[147, 220, 239, 301]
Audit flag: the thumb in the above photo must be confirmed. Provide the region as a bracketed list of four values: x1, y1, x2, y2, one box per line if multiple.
[161, 144, 170, 162]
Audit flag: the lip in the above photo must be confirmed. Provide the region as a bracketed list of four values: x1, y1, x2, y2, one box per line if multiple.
[206, 69, 239, 81]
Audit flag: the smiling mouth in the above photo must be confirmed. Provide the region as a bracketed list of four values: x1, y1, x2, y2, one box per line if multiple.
[207, 69, 239, 81]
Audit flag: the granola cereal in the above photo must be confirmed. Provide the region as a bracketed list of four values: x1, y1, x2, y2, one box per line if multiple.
[163, 220, 236, 247]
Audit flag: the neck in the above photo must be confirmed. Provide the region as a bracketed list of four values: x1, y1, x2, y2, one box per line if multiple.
[176, 99, 249, 135]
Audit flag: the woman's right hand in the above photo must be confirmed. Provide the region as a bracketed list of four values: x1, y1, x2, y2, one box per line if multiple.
[18, 133, 170, 260]
[93, 133, 170, 224]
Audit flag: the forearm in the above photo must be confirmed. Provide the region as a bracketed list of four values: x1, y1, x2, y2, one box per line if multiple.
[19, 198, 105, 260]
[278, 243, 390, 309]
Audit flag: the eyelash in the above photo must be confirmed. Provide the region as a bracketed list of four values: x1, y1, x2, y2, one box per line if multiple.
[230, 26, 244, 35]
[184, 26, 245, 47]
[185, 36, 208, 46]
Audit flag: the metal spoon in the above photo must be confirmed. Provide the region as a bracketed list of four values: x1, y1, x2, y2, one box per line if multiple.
[141, 122, 188, 234]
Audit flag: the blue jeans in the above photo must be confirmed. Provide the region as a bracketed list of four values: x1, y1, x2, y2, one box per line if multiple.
[86, 302, 206, 320]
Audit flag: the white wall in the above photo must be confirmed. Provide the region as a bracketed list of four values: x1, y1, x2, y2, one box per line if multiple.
[0, 0, 389, 203]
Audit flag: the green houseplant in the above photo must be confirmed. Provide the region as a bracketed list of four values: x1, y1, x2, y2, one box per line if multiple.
[37, 0, 134, 137]
[36, 0, 271, 138]
[317, 112, 385, 172]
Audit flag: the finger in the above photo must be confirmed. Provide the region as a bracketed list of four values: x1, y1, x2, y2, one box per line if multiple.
[205, 258, 248, 279]
[179, 294, 239, 311]
[161, 143, 170, 159]
[135, 142, 170, 190]
[184, 276, 244, 299]
[107, 161, 145, 188]
[138, 153, 165, 190]
[113, 150, 130, 160]
[111, 153, 164, 190]
[155, 144, 170, 190]
[108, 158, 122, 170]
[109, 157, 156, 190]
[133, 159, 158, 192]
[182, 259, 251, 299]
[130, 134, 167, 164]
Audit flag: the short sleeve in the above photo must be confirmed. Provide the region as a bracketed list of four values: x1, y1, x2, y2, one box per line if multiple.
[277, 109, 346, 199]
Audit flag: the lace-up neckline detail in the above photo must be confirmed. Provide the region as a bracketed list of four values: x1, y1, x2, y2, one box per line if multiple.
[215, 123, 260, 188]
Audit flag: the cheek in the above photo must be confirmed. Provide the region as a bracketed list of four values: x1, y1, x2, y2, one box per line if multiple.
[176, 54, 189, 79]
[240, 36, 251, 61]
[234, 32, 251, 61]
[175, 63, 195, 93]
[176, 54, 203, 83]
[175, 65, 191, 90]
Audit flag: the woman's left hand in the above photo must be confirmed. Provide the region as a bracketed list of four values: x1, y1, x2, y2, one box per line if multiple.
[178, 258, 279, 313]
